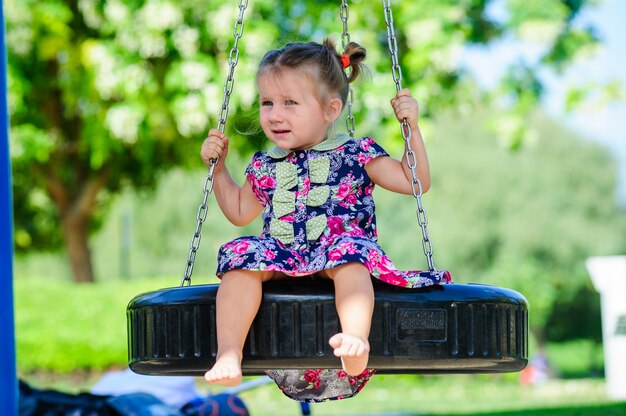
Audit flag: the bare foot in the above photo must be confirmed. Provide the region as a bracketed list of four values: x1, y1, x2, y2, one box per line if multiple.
[204, 353, 243, 387]
[329, 333, 370, 376]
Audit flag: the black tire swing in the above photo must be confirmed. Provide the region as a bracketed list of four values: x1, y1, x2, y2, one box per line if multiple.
[127, 0, 528, 377]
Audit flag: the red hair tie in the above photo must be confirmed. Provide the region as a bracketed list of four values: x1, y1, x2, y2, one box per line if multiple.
[340, 54, 350, 69]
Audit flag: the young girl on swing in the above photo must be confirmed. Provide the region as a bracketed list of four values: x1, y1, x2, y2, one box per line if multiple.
[201, 39, 451, 402]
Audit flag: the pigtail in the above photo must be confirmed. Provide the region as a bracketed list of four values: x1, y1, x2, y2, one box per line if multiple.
[342, 42, 367, 83]
[322, 38, 367, 84]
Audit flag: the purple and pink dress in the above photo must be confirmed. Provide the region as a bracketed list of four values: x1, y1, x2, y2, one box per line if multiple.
[216, 134, 451, 402]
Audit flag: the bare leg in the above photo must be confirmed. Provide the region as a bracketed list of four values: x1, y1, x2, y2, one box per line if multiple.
[204, 269, 274, 386]
[323, 263, 374, 376]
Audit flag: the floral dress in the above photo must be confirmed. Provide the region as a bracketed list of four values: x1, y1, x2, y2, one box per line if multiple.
[216, 134, 452, 402]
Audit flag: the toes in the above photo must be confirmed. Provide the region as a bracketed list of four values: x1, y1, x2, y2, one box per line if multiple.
[329, 333, 369, 357]
[329, 333, 343, 349]
[204, 358, 243, 386]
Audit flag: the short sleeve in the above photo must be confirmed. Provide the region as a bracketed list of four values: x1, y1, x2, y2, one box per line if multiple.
[356, 137, 389, 166]
[245, 151, 271, 207]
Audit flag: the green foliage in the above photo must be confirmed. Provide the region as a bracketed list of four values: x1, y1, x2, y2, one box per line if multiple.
[545, 284, 602, 344]
[546, 339, 604, 378]
[6, 0, 604, 267]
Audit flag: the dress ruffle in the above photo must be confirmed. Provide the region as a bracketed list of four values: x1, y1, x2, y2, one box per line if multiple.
[217, 233, 451, 287]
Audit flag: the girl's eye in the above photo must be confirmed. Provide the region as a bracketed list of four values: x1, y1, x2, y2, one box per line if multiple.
[285, 100, 297, 105]
[261, 100, 273, 107]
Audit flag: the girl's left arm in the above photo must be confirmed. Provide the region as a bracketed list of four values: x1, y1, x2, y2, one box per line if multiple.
[365, 89, 431, 194]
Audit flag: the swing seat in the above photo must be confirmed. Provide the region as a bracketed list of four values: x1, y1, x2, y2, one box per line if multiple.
[127, 279, 528, 376]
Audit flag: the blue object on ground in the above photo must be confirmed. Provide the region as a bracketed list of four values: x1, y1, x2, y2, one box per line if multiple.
[107, 392, 184, 416]
[182, 393, 249, 416]
[300, 401, 312, 415]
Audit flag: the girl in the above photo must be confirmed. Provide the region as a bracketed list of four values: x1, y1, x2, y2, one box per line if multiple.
[201, 39, 451, 402]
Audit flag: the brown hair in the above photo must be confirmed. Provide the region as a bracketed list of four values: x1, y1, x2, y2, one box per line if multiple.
[256, 38, 367, 107]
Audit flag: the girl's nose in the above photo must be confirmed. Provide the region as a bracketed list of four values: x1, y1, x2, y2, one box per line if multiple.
[268, 107, 283, 122]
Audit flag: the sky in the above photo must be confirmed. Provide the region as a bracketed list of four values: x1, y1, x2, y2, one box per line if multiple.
[463, 0, 626, 204]
[554, 0, 626, 204]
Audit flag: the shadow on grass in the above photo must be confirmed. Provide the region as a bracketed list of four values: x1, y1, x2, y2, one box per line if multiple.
[436, 402, 626, 416]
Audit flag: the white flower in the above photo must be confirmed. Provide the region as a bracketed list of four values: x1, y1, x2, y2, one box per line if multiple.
[140, 1, 183, 31]
[78, 0, 103, 29]
[174, 94, 208, 137]
[122, 64, 151, 95]
[173, 26, 200, 58]
[6, 26, 34, 56]
[104, 0, 130, 25]
[202, 84, 221, 115]
[207, 5, 233, 40]
[181, 61, 210, 90]
[84, 43, 121, 99]
[139, 32, 167, 58]
[105, 105, 144, 143]
[117, 30, 140, 53]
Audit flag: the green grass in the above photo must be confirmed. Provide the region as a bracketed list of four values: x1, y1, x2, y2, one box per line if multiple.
[448, 403, 626, 416]
[231, 375, 618, 415]
[21, 371, 622, 416]
[14, 275, 193, 373]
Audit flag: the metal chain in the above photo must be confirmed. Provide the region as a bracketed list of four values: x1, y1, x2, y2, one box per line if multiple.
[382, 0, 436, 271]
[217, 0, 249, 135]
[340, 0, 356, 137]
[181, 0, 248, 287]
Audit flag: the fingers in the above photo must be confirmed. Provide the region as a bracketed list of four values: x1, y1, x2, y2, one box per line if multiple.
[390, 88, 412, 105]
[201, 128, 229, 166]
[390, 89, 419, 124]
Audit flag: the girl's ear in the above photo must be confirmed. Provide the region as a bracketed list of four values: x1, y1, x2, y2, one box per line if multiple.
[325, 97, 344, 122]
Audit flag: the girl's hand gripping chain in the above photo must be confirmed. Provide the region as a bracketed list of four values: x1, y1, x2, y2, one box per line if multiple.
[201, 128, 229, 173]
[390, 88, 419, 131]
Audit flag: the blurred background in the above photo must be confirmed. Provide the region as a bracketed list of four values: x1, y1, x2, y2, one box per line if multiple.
[5, 0, 626, 414]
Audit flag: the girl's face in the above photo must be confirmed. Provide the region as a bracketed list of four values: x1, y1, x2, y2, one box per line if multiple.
[258, 69, 342, 151]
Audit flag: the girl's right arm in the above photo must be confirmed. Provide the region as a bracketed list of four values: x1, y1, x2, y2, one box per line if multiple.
[201, 129, 262, 226]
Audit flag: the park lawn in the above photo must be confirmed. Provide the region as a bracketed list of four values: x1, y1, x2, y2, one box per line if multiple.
[14, 275, 186, 373]
[453, 403, 626, 416]
[20, 372, 623, 416]
[228, 375, 618, 415]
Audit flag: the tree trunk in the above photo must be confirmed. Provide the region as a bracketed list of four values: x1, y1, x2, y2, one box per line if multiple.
[46, 173, 108, 283]
[61, 211, 94, 283]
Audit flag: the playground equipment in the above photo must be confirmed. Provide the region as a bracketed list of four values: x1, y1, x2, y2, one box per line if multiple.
[127, 0, 528, 378]
[1, 1, 18, 413]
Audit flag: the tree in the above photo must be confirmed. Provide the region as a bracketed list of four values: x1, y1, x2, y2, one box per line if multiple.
[6, 0, 603, 281]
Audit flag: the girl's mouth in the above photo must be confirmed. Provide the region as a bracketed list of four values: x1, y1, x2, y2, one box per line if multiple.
[273, 129, 291, 136]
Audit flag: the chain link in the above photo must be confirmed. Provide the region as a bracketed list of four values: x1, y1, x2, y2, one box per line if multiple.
[340, 0, 356, 137]
[181, 0, 248, 287]
[217, 0, 249, 135]
[382, 0, 436, 271]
